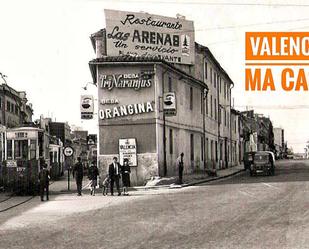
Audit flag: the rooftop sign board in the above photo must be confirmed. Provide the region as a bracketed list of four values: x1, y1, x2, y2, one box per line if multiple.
[104, 9, 195, 65]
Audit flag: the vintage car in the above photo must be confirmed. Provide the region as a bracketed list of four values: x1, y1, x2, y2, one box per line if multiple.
[250, 151, 275, 176]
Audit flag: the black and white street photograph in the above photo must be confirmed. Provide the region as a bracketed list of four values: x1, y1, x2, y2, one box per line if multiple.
[1, 1, 309, 248]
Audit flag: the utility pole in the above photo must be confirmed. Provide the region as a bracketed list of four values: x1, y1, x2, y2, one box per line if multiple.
[162, 70, 168, 177]
[203, 88, 208, 171]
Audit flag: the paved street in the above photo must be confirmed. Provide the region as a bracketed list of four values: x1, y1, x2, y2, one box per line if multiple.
[1, 159, 309, 249]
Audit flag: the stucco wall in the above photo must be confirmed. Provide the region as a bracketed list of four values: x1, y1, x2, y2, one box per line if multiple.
[98, 153, 158, 186]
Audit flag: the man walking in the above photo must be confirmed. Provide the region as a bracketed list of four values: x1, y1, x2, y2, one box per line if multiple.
[73, 157, 84, 196]
[39, 160, 50, 201]
[176, 153, 184, 184]
[108, 157, 121, 196]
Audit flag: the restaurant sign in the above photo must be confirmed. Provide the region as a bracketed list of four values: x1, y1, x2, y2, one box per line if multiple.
[119, 138, 137, 166]
[104, 9, 195, 65]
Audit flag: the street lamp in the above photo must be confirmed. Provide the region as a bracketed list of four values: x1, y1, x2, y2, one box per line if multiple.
[0, 72, 7, 84]
[82, 82, 97, 90]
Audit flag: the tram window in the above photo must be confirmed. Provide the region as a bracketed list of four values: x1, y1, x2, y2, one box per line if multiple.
[50, 152, 53, 163]
[7, 140, 13, 159]
[14, 140, 28, 160]
[30, 140, 36, 160]
[54, 151, 58, 163]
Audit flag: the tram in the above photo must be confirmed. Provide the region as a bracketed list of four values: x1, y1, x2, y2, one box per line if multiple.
[2, 127, 49, 194]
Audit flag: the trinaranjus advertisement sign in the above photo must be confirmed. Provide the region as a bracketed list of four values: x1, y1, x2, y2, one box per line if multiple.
[104, 9, 195, 65]
[119, 138, 137, 166]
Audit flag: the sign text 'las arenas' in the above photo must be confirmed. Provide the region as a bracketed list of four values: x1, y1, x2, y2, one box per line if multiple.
[104, 9, 195, 65]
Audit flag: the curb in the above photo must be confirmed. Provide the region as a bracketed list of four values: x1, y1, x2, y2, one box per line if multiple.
[134, 168, 245, 190]
[49, 168, 245, 194]
[181, 169, 245, 187]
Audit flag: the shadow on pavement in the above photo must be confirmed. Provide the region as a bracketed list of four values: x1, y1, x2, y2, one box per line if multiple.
[204, 159, 309, 186]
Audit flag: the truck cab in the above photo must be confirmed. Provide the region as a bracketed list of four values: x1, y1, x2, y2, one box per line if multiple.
[250, 151, 275, 176]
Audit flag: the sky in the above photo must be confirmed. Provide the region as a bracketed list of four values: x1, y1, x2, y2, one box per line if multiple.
[0, 0, 309, 152]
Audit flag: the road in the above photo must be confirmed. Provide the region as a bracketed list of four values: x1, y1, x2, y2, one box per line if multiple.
[0, 159, 309, 249]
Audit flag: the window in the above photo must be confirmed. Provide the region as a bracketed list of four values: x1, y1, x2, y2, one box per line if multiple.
[0, 97, 2, 109]
[210, 95, 213, 118]
[169, 129, 173, 155]
[204, 61, 208, 80]
[224, 82, 226, 99]
[11, 103, 15, 113]
[219, 77, 221, 93]
[214, 72, 216, 88]
[190, 87, 193, 110]
[214, 98, 217, 120]
[219, 107, 221, 124]
[210, 68, 212, 84]
[206, 138, 209, 161]
[210, 140, 213, 160]
[14, 140, 28, 160]
[215, 141, 218, 162]
[168, 76, 172, 92]
[200, 92, 203, 114]
[201, 136, 204, 161]
[190, 134, 194, 161]
[7, 140, 12, 159]
[30, 140, 36, 159]
[227, 112, 229, 127]
[54, 151, 58, 163]
[50, 152, 53, 163]
[15, 105, 18, 115]
[6, 101, 10, 112]
[206, 95, 208, 115]
[235, 119, 237, 133]
[224, 109, 227, 126]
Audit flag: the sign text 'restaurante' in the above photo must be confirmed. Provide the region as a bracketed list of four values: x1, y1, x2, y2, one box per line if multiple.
[104, 9, 195, 65]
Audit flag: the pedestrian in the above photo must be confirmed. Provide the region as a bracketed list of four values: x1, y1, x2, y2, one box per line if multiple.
[121, 158, 131, 196]
[108, 157, 121, 196]
[73, 157, 84, 196]
[102, 174, 110, 196]
[176, 152, 184, 184]
[88, 161, 99, 196]
[39, 160, 50, 201]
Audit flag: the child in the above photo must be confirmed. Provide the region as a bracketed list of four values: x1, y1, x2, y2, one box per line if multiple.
[102, 175, 110, 196]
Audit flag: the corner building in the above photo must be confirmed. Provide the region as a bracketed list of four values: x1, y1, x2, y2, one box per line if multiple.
[90, 55, 207, 185]
[89, 29, 235, 185]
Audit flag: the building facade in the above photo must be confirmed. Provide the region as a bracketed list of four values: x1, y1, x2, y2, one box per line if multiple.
[274, 127, 285, 159]
[240, 110, 275, 154]
[0, 84, 33, 127]
[89, 56, 207, 184]
[49, 122, 72, 146]
[89, 13, 237, 184]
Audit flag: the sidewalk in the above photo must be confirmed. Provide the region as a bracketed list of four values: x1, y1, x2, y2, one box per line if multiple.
[48, 164, 245, 194]
[136, 164, 245, 190]
[49, 172, 90, 194]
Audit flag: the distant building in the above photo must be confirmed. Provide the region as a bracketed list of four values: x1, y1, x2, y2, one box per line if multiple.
[273, 128, 285, 159]
[0, 84, 33, 127]
[231, 109, 241, 166]
[240, 110, 275, 154]
[49, 122, 71, 146]
[71, 130, 88, 164]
